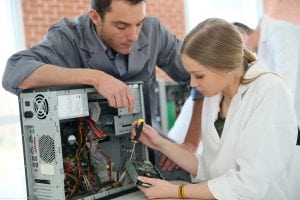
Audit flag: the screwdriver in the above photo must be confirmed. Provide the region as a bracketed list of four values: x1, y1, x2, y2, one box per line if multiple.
[129, 118, 144, 161]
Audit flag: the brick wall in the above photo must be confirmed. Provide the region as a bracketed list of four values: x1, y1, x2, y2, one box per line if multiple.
[146, 0, 185, 81]
[146, 0, 185, 39]
[20, 0, 300, 51]
[22, 0, 89, 47]
[22, 0, 185, 48]
[264, 0, 300, 25]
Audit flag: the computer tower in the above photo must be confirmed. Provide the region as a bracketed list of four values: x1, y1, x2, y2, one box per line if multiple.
[18, 82, 150, 200]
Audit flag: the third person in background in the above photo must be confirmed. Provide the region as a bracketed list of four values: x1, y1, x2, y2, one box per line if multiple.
[233, 15, 300, 141]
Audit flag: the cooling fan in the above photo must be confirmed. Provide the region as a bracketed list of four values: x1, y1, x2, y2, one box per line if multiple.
[33, 94, 49, 119]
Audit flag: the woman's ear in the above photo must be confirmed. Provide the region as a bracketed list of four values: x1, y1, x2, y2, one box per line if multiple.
[89, 9, 101, 25]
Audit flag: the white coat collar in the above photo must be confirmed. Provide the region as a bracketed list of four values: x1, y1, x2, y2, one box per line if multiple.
[239, 59, 268, 94]
[208, 60, 268, 118]
[206, 60, 268, 144]
[210, 59, 268, 102]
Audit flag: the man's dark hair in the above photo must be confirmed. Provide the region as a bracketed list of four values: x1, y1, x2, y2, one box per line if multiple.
[90, 0, 145, 20]
[233, 22, 254, 35]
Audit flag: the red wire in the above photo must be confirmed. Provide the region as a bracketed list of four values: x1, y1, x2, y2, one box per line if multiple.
[80, 117, 106, 139]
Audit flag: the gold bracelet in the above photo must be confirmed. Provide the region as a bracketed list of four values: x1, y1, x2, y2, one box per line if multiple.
[181, 184, 186, 199]
[178, 184, 183, 199]
[178, 184, 185, 199]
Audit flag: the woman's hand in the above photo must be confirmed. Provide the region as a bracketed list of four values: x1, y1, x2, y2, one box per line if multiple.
[131, 122, 165, 151]
[159, 142, 197, 171]
[137, 176, 178, 199]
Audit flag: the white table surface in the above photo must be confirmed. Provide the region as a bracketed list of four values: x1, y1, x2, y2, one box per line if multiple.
[111, 190, 146, 200]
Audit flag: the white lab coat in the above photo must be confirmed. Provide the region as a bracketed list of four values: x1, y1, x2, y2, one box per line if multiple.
[193, 60, 298, 200]
[258, 15, 300, 128]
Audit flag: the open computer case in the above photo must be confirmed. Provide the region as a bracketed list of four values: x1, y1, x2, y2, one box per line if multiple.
[18, 81, 151, 200]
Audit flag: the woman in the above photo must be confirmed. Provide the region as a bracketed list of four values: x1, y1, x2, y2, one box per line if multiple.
[131, 18, 297, 199]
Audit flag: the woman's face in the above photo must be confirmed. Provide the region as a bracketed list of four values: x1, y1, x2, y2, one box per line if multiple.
[181, 54, 232, 97]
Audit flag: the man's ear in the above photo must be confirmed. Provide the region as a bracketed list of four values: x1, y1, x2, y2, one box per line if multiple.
[89, 9, 101, 25]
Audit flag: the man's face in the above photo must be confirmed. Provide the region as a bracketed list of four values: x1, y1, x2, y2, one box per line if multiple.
[94, 1, 146, 55]
[245, 32, 257, 52]
[242, 31, 259, 53]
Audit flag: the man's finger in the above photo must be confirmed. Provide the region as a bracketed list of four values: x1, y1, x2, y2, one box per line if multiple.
[114, 94, 123, 108]
[159, 155, 168, 167]
[127, 90, 135, 113]
[161, 158, 173, 170]
[166, 162, 177, 171]
[107, 94, 117, 108]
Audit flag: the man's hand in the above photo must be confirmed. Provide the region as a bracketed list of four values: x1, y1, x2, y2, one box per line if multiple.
[17, 65, 135, 113]
[159, 142, 197, 171]
[160, 99, 203, 172]
[94, 71, 135, 112]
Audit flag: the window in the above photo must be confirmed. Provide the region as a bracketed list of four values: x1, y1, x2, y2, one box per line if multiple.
[184, 0, 263, 32]
[0, 0, 27, 198]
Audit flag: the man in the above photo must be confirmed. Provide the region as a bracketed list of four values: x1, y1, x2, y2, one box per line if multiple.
[233, 16, 300, 143]
[2, 0, 201, 179]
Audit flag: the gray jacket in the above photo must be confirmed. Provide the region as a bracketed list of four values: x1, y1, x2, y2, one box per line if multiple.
[2, 13, 190, 123]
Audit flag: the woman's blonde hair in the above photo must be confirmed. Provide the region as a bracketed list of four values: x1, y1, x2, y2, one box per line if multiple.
[181, 18, 257, 84]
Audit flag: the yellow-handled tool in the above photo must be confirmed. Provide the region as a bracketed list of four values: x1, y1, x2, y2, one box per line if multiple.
[129, 119, 144, 161]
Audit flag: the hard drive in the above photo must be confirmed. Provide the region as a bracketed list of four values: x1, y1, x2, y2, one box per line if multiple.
[125, 160, 164, 188]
